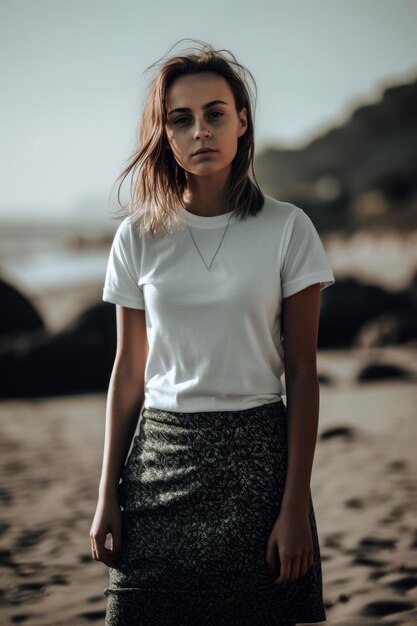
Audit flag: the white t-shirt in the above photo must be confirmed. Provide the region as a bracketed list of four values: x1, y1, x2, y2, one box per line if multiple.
[102, 194, 335, 412]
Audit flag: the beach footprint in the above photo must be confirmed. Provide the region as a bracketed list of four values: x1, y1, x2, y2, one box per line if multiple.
[379, 503, 407, 525]
[323, 532, 345, 549]
[10, 614, 32, 623]
[344, 497, 364, 509]
[358, 537, 397, 550]
[361, 599, 415, 617]
[78, 609, 106, 621]
[13, 527, 49, 550]
[387, 575, 417, 592]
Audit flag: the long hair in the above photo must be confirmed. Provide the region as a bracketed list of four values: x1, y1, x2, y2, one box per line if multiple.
[113, 39, 264, 236]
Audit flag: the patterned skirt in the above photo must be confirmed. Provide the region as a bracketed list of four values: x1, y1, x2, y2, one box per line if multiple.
[104, 400, 327, 625]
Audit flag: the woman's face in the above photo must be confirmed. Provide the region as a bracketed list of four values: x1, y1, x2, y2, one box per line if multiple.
[164, 71, 247, 182]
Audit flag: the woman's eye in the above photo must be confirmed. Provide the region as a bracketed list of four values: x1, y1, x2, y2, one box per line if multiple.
[208, 110, 223, 119]
[172, 111, 223, 126]
[173, 117, 190, 125]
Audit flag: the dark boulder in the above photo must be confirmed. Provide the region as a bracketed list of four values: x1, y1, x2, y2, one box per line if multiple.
[0, 277, 46, 338]
[318, 277, 413, 348]
[353, 310, 417, 347]
[357, 362, 415, 382]
[0, 301, 116, 398]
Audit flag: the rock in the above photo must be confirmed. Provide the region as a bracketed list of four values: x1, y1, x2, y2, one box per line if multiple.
[255, 77, 417, 234]
[318, 278, 413, 348]
[357, 362, 415, 382]
[354, 310, 417, 347]
[320, 426, 355, 441]
[0, 277, 45, 338]
[0, 302, 116, 398]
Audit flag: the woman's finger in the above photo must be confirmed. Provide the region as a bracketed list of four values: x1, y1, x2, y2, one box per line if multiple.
[90, 534, 101, 561]
[299, 551, 310, 578]
[91, 543, 98, 561]
[91, 533, 112, 566]
[96, 545, 119, 567]
[265, 537, 276, 574]
[274, 550, 291, 585]
[289, 556, 302, 581]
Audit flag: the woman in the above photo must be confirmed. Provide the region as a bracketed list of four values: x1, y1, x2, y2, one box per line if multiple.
[90, 40, 335, 625]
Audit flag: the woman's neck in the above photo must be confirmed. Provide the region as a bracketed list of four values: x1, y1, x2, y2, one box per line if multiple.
[183, 167, 231, 216]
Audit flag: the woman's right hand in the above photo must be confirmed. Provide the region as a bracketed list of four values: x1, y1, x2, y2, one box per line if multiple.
[89, 494, 122, 567]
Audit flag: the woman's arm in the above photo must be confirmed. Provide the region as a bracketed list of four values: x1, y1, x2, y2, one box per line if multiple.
[265, 283, 322, 583]
[98, 305, 148, 499]
[280, 283, 321, 515]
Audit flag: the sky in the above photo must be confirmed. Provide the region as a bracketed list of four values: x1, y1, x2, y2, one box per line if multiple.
[1, 0, 417, 221]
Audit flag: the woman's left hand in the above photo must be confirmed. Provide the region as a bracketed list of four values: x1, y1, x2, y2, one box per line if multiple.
[265, 509, 314, 585]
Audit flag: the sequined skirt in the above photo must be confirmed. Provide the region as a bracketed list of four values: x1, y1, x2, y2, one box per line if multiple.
[104, 400, 327, 625]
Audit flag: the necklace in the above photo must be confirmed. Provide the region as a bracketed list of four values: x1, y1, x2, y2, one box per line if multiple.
[186, 212, 234, 271]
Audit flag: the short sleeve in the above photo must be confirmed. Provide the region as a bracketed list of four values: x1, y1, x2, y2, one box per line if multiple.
[102, 217, 145, 309]
[280, 208, 335, 298]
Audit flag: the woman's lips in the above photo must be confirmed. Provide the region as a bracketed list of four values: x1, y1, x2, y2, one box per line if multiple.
[192, 149, 218, 157]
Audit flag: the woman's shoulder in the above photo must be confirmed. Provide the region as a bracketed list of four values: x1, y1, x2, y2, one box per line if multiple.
[113, 214, 143, 240]
[259, 194, 303, 225]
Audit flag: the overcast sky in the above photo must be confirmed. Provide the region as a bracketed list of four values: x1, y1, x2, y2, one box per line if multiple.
[1, 0, 417, 221]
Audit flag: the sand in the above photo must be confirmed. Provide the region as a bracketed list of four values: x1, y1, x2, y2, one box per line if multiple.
[1, 282, 417, 624]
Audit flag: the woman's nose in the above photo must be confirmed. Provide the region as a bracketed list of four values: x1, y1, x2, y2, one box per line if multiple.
[193, 121, 211, 139]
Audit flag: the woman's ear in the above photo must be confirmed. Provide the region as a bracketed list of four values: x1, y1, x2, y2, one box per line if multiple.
[238, 107, 248, 137]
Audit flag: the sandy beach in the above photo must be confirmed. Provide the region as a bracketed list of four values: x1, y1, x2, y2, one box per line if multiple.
[0, 340, 416, 625]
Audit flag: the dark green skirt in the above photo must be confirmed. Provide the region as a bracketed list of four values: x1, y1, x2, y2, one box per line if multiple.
[104, 400, 326, 625]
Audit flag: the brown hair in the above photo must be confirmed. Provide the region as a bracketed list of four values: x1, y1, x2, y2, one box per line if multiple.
[112, 39, 264, 236]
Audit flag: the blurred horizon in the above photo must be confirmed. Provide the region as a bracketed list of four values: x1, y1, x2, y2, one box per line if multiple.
[1, 0, 417, 221]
